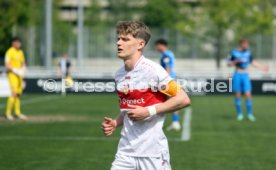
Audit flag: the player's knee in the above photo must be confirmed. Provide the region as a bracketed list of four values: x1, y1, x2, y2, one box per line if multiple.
[245, 92, 251, 99]
[235, 93, 241, 98]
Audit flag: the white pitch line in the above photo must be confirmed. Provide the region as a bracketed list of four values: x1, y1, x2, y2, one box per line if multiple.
[181, 107, 192, 141]
[0, 95, 61, 109]
[0, 136, 185, 142]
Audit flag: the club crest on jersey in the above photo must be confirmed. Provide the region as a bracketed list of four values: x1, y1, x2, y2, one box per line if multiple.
[123, 83, 130, 95]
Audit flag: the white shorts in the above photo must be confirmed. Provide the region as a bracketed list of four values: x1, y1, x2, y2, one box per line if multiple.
[111, 153, 171, 170]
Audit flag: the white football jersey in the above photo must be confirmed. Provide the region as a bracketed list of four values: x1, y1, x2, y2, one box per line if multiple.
[115, 56, 172, 158]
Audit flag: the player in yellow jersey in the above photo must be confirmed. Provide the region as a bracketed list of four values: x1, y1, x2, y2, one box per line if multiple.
[4, 37, 27, 120]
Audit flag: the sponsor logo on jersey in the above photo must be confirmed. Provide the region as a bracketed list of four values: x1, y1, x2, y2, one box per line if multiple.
[119, 98, 145, 105]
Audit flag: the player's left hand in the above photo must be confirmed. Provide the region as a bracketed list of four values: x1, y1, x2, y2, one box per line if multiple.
[127, 104, 150, 121]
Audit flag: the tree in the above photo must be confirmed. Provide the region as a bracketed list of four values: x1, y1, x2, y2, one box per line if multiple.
[143, 0, 179, 28]
[85, 0, 105, 27]
[0, 0, 43, 65]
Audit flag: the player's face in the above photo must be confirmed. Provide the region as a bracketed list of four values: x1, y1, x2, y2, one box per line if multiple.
[240, 41, 249, 50]
[155, 44, 166, 52]
[117, 34, 144, 59]
[12, 41, 21, 49]
[63, 54, 68, 59]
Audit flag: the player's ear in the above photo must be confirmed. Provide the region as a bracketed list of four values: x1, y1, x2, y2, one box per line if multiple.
[138, 39, 145, 51]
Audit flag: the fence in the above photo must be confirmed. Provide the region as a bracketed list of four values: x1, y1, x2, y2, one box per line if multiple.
[12, 26, 276, 67]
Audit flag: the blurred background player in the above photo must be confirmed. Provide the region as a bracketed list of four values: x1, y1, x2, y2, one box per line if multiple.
[155, 39, 181, 131]
[227, 39, 268, 122]
[58, 53, 73, 87]
[58, 53, 71, 78]
[4, 37, 27, 120]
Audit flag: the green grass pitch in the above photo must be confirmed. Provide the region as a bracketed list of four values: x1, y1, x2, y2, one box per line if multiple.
[0, 94, 275, 170]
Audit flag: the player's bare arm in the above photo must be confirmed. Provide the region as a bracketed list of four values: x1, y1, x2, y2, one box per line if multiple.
[127, 88, 190, 121]
[156, 89, 190, 114]
[102, 114, 124, 136]
[251, 60, 269, 72]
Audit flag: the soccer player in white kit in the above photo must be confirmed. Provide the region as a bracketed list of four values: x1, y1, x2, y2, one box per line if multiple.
[101, 21, 191, 170]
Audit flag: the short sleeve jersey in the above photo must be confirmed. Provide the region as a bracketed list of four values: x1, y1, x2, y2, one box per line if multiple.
[228, 48, 253, 70]
[115, 56, 172, 157]
[5, 47, 25, 69]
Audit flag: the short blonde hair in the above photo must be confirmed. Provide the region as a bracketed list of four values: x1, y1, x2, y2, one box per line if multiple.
[116, 21, 151, 45]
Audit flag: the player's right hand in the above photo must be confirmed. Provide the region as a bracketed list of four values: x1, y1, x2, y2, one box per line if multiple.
[234, 59, 243, 64]
[101, 117, 117, 136]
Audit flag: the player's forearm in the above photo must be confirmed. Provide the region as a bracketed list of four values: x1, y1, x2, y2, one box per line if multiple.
[115, 114, 124, 128]
[156, 90, 191, 115]
[251, 61, 264, 70]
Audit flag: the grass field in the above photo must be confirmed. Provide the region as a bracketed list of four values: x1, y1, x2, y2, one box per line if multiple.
[0, 94, 275, 170]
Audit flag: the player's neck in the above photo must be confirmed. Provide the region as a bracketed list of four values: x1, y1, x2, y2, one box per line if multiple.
[124, 53, 143, 71]
[238, 47, 246, 52]
[12, 46, 20, 50]
[162, 48, 168, 53]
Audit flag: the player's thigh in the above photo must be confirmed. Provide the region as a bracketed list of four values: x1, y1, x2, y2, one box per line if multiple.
[232, 72, 242, 93]
[111, 154, 136, 170]
[242, 74, 252, 93]
[138, 157, 171, 170]
[17, 77, 24, 95]
[8, 74, 20, 94]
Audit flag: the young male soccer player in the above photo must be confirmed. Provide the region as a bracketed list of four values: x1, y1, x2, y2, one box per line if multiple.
[155, 39, 181, 131]
[4, 37, 27, 120]
[227, 39, 268, 121]
[101, 21, 191, 170]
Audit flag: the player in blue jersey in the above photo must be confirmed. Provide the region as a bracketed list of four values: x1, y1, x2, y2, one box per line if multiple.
[227, 39, 268, 121]
[155, 39, 180, 130]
